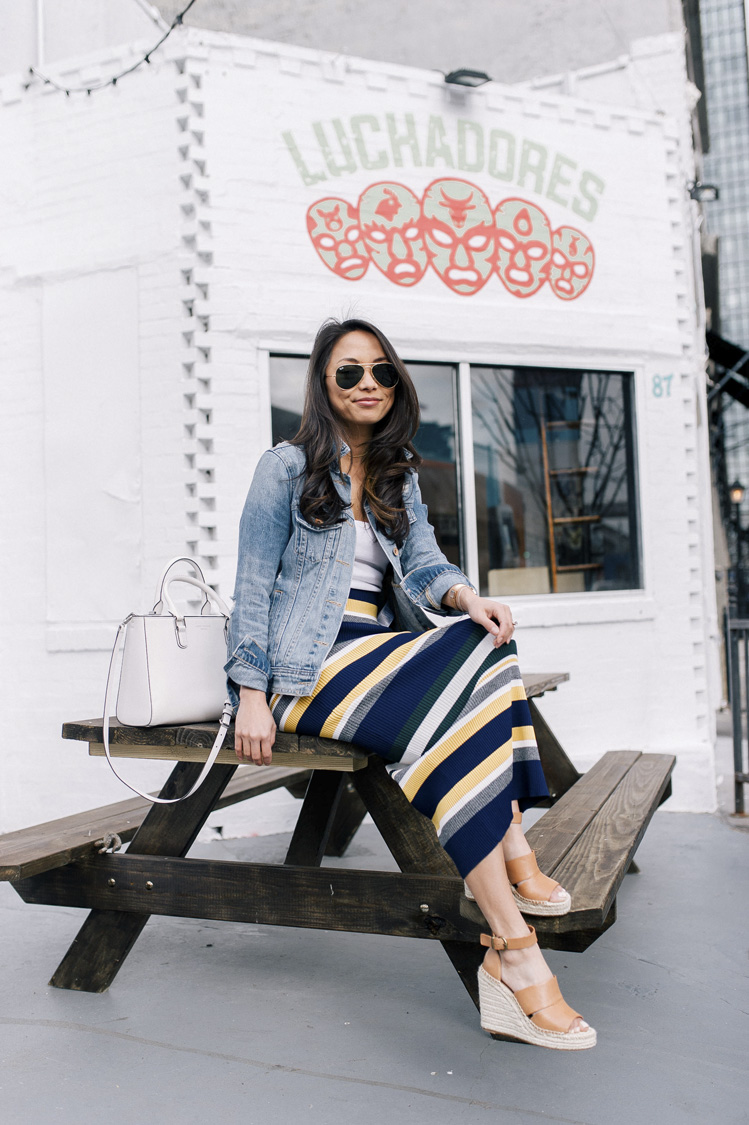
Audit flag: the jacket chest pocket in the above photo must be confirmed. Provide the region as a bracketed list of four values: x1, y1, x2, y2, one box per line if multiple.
[293, 509, 341, 563]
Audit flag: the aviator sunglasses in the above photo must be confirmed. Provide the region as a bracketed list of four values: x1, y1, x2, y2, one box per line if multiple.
[327, 361, 400, 390]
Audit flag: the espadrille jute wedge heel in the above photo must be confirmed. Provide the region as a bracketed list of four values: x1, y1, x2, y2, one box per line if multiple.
[478, 927, 597, 1051]
[464, 810, 571, 917]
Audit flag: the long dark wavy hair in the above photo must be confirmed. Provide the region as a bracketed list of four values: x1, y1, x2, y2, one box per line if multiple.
[290, 318, 422, 545]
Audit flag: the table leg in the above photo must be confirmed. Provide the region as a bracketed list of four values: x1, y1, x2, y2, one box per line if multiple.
[284, 771, 347, 866]
[528, 698, 581, 802]
[353, 756, 484, 1009]
[324, 780, 368, 857]
[49, 760, 237, 992]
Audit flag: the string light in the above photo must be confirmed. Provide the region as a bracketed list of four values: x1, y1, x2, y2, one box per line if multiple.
[22, 0, 198, 96]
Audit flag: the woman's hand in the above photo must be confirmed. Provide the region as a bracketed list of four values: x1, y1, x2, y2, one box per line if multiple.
[459, 590, 516, 648]
[235, 686, 276, 765]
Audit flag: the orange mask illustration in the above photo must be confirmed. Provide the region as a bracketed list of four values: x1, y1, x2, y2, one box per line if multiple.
[306, 198, 369, 280]
[549, 226, 595, 300]
[495, 199, 553, 298]
[359, 182, 428, 286]
[421, 178, 495, 295]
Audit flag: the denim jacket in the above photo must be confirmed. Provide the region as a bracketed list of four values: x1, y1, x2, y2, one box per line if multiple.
[224, 441, 472, 703]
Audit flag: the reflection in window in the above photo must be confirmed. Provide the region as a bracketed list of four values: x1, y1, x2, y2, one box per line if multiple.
[407, 363, 461, 568]
[269, 355, 462, 568]
[472, 366, 640, 596]
[270, 354, 308, 443]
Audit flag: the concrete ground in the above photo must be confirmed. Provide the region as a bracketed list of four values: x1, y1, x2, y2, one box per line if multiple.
[1, 805, 747, 1125]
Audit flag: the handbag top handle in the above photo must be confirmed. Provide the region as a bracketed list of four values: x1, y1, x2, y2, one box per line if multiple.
[159, 574, 232, 620]
[153, 556, 209, 614]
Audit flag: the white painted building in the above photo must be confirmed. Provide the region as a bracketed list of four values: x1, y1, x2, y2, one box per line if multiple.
[0, 23, 719, 833]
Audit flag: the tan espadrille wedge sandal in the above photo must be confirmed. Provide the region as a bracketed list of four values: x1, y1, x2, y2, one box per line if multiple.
[504, 851, 571, 916]
[478, 927, 597, 1051]
[463, 810, 571, 916]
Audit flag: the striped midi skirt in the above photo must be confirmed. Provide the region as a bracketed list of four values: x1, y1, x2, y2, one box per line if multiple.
[270, 590, 549, 877]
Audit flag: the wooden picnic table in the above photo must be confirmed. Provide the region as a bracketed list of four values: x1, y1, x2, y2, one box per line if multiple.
[2, 671, 674, 1015]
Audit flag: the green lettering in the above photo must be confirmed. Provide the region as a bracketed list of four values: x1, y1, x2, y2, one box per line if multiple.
[386, 112, 422, 167]
[488, 129, 515, 181]
[517, 140, 548, 193]
[350, 115, 388, 170]
[282, 130, 327, 186]
[425, 115, 455, 168]
[572, 171, 605, 222]
[313, 120, 356, 178]
[546, 153, 577, 207]
[457, 120, 484, 173]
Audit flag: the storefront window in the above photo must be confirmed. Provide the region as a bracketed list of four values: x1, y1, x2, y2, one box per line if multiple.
[268, 355, 640, 595]
[471, 365, 640, 596]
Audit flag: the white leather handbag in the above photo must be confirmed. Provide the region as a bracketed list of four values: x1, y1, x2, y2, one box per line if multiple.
[102, 557, 234, 804]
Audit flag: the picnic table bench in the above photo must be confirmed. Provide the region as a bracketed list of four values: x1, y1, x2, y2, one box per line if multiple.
[1, 671, 675, 1013]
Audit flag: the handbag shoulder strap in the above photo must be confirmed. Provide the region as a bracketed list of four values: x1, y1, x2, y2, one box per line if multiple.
[101, 618, 234, 805]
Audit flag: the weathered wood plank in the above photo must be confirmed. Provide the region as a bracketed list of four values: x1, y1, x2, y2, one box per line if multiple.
[18, 850, 617, 954]
[48, 761, 237, 992]
[548, 753, 675, 928]
[64, 718, 369, 770]
[63, 671, 564, 770]
[17, 854, 486, 944]
[0, 766, 311, 882]
[526, 751, 642, 874]
[533, 904, 618, 952]
[87, 741, 367, 772]
[521, 672, 569, 697]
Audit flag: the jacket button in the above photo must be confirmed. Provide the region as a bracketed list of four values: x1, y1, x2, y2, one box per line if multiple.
[393, 547, 398, 556]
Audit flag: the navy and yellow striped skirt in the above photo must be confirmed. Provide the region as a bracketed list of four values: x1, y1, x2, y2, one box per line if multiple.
[270, 590, 548, 877]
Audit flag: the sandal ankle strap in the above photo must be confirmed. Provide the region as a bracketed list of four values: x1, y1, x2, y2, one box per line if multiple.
[480, 925, 537, 951]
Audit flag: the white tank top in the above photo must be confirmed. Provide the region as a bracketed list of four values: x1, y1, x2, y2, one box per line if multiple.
[352, 519, 389, 592]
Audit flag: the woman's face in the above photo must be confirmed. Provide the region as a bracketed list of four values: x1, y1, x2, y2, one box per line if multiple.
[324, 330, 397, 434]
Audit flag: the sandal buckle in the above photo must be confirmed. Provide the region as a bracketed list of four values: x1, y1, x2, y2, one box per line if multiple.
[491, 935, 509, 951]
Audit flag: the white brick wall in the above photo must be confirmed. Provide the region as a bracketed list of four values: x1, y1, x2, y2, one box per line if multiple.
[525, 33, 721, 798]
[0, 27, 719, 834]
[0, 47, 191, 826]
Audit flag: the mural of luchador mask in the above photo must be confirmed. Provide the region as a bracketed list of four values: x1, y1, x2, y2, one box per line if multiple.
[358, 183, 428, 286]
[421, 178, 494, 295]
[306, 198, 369, 280]
[494, 199, 553, 298]
[549, 226, 595, 300]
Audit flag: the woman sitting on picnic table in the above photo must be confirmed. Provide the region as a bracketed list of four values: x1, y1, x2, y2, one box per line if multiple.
[225, 318, 595, 1051]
